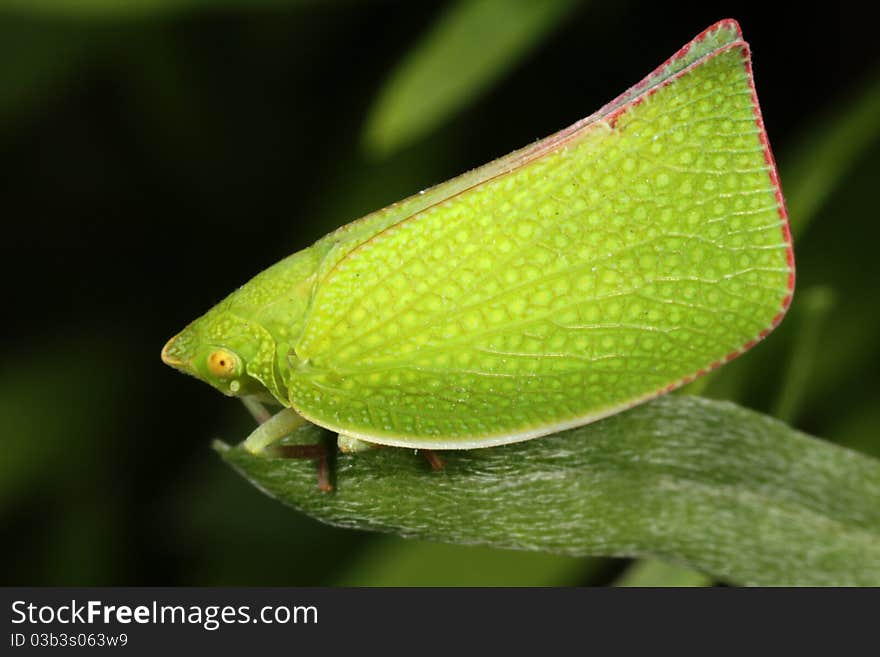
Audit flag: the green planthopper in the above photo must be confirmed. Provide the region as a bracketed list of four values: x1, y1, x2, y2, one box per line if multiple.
[162, 19, 794, 490]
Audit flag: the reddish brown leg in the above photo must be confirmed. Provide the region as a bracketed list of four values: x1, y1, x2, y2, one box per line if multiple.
[276, 444, 333, 492]
[421, 449, 445, 471]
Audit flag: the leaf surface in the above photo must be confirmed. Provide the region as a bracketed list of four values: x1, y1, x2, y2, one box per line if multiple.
[218, 396, 880, 586]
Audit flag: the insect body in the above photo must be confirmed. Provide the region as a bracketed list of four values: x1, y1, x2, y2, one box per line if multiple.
[162, 20, 794, 463]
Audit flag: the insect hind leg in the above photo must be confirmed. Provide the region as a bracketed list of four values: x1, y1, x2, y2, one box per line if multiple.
[275, 443, 333, 492]
[337, 433, 445, 471]
[337, 433, 383, 454]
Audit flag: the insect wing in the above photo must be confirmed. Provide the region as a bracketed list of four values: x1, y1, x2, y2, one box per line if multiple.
[289, 22, 794, 447]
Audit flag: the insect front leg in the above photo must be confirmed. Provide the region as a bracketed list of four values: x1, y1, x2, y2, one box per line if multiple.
[242, 407, 307, 453]
[241, 395, 274, 425]
[242, 406, 333, 492]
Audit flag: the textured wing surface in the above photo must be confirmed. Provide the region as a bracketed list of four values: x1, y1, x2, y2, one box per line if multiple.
[310, 22, 746, 284]
[289, 32, 794, 447]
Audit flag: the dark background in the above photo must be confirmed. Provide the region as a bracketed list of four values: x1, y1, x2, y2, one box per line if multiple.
[2, 0, 878, 586]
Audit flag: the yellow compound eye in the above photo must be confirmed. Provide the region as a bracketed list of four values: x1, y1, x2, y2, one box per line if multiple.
[207, 349, 237, 378]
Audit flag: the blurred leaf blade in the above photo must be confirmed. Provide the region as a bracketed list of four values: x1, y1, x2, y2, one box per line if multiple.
[218, 396, 880, 586]
[0, 17, 94, 132]
[772, 286, 835, 424]
[614, 559, 712, 587]
[362, 0, 579, 157]
[783, 67, 880, 238]
[334, 537, 596, 586]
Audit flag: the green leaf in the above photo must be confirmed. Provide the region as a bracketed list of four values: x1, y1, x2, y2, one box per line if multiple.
[334, 537, 597, 586]
[217, 396, 880, 586]
[782, 67, 880, 238]
[362, 0, 579, 157]
[772, 285, 835, 424]
[614, 559, 712, 588]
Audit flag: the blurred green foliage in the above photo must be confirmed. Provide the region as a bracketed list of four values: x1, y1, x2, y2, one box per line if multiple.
[333, 539, 601, 586]
[614, 559, 712, 587]
[1, 1, 878, 586]
[362, 0, 579, 156]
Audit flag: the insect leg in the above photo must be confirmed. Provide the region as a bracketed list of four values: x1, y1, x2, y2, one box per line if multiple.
[420, 450, 445, 471]
[241, 396, 273, 424]
[243, 409, 333, 491]
[243, 408, 308, 454]
[337, 433, 383, 454]
[337, 433, 444, 471]
[275, 443, 333, 492]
